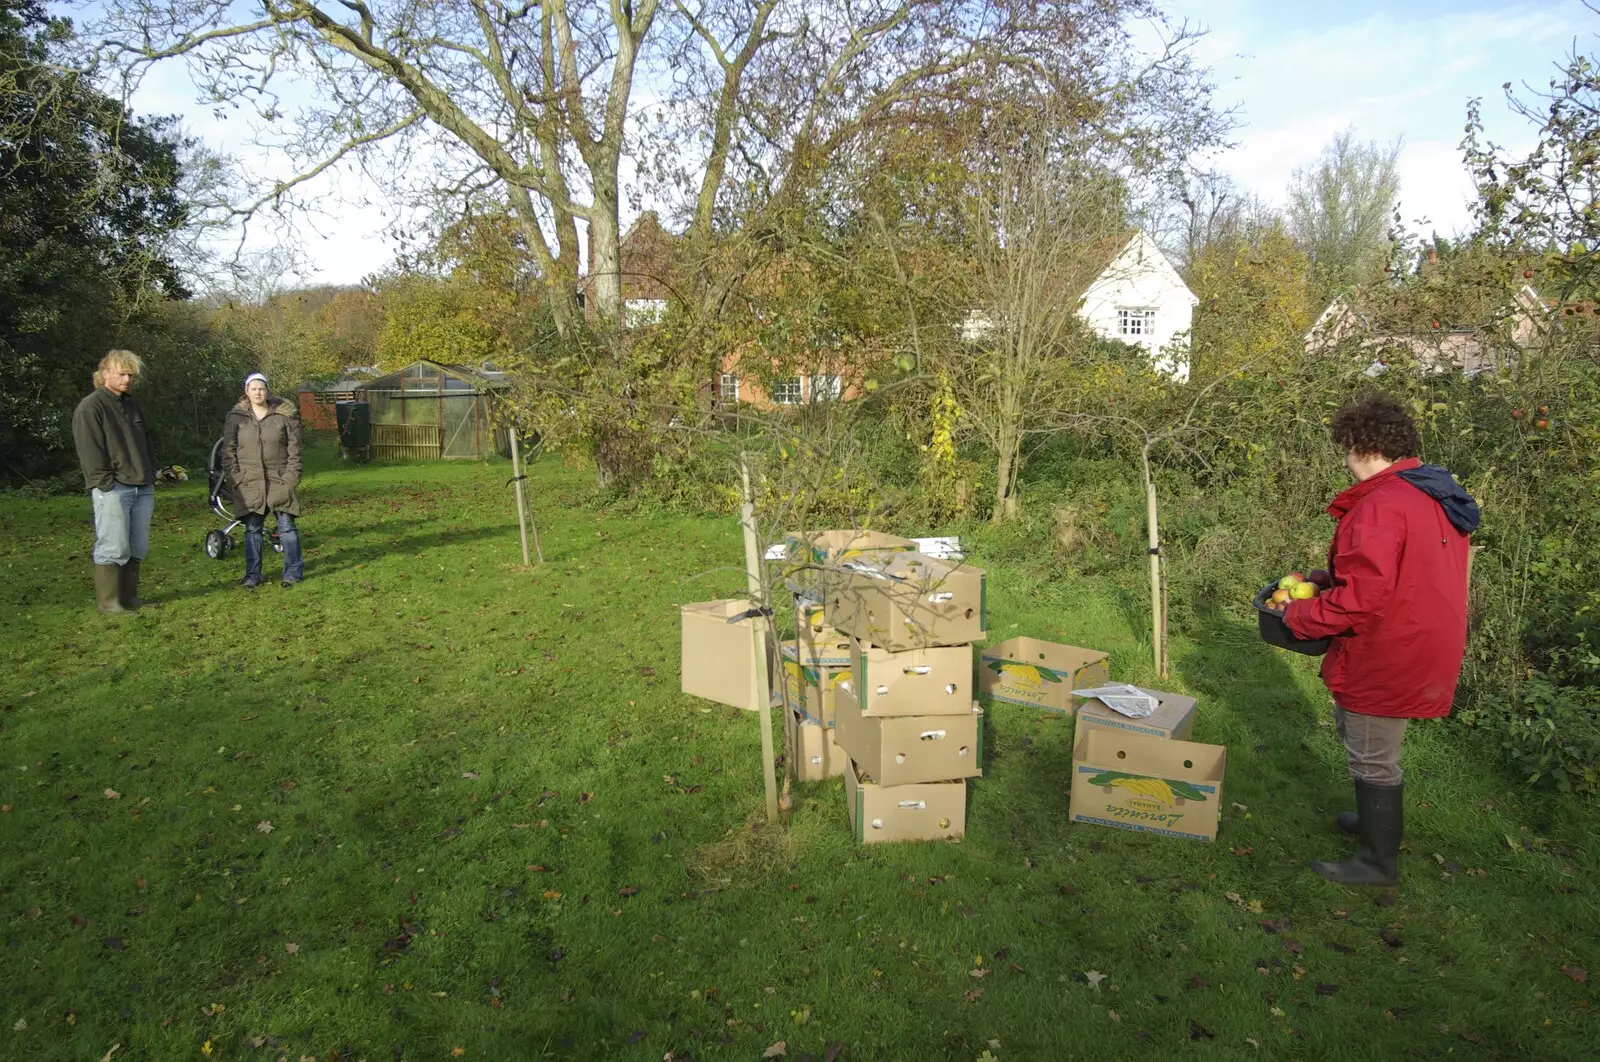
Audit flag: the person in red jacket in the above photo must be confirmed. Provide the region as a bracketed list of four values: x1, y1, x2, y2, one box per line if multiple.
[1282, 394, 1479, 887]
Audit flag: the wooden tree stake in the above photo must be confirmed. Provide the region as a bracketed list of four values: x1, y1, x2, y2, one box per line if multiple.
[741, 456, 780, 824]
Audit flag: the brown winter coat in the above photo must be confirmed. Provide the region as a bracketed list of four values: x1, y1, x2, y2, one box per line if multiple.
[222, 396, 302, 516]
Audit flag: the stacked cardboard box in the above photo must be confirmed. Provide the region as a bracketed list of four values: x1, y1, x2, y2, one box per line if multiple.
[827, 550, 988, 843]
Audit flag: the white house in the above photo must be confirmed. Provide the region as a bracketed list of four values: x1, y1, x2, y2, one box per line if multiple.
[960, 228, 1197, 380]
[1076, 229, 1197, 381]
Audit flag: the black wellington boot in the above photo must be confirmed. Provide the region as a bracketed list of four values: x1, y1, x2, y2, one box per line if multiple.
[119, 559, 143, 610]
[1311, 781, 1402, 887]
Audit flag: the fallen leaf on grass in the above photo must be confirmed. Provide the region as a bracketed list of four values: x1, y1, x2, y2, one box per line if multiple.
[969, 968, 990, 979]
[1231, 847, 1254, 856]
[255, 821, 273, 834]
[626, 1031, 646, 1045]
[1315, 983, 1339, 996]
[543, 890, 562, 900]
[0, 804, 10, 813]
[1461, 1032, 1487, 1045]
[101, 937, 124, 951]
[1381, 928, 1403, 948]
[201, 1041, 212, 1057]
[964, 988, 984, 1002]
[11, 1018, 23, 1031]
[762, 1042, 787, 1058]
[1258, 917, 1291, 934]
[1187, 975, 1208, 990]
[104, 789, 120, 800]
[1084, 970, 1107, 990]
[1292, 965, 1307, 982]
[68, 914, 87, 928]
[1269, 1007, 1285, 1018]
[284, 943, 298, 954]
[1325, 942, 1355, 954]
[824, 1043, 844, 1062]
[462, 772, 479, 780]
[451, 1049, 465, 1057]
[1189, 1019, 1214, 1039]
[619, 886, 640, 898]
[1561, 965, 1588, 983]
[578, 792, 594, 805]
[1282, 938, 1304, 957]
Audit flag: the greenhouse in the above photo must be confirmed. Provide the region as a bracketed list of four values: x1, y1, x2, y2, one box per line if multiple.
[354, 360, 510, 460]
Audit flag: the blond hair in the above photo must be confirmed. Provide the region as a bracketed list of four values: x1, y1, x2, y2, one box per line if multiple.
[93, 349, 144, 389]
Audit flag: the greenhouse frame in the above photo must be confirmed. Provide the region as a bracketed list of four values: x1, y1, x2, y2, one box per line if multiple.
[354, 360, 510, 460]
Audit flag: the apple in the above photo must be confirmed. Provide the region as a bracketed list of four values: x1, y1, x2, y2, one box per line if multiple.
[1432, 320, 1441, 329]
[1510, 408, 1525, 420]
[1535, 418, 1550, 430]
[1269, 589, 1291, 608]
[1277, 574, 1301, 591]
[1308, 569, 1334, 590]
[1537, 404, 1549, 415]
[1524, 269, 1534, 279]
[1290, 580, 1318, 600]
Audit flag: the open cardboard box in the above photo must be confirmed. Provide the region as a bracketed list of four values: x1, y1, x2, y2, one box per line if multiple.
[1076, 686, 1197, 741]
[680, 598, 763, 711]
[843, 758, 967, 843]
[786, 707, 843, 782]
[829, 551, 987, 651]
[978, 637, 1109, 716]
[793, 623, 854, 669]
[846, 637, 973, 716]
[780, 644, 848, 727]
[835, 684, 982, 786]
[1069, 728, 1227, 842]
[785, 529, 916, 569]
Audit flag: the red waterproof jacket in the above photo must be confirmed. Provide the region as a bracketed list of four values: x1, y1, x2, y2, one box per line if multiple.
[1284, 457, 1472, 718]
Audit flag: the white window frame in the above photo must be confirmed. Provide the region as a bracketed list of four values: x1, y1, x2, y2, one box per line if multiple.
[719, 373, 740, 402]
[808, 373, 842, 402]
[773, 377, 803, 405]
[624, 298, 668, 328]
[1116, 308, 1157, 337]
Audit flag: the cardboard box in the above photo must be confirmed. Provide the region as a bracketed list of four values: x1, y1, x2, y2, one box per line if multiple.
[1069, 728, 1227, 842]
[978, 638, 1110, 716]
[846, 637, 973, 716]
[1075, 686, 1197, 741]
[681, 599, 762, 710]
[785, 529, 916, 569]
[786, 707, 843, 781]
[835, 684, 982, 785]
[780, 644, 849, 727]
[843, 758, 967, 843]
[793, 623, 853, 668]
[828, 552, 987, 651]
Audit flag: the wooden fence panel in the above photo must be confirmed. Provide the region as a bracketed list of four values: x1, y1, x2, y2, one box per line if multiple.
[371, 423, 441, 461]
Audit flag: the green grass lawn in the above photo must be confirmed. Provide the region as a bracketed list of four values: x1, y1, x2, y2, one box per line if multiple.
[1, 441, 1596, 1061]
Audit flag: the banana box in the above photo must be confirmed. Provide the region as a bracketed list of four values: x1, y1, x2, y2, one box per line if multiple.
[1075, 687, 1197, 741]
[978, 637, 1109, 716]
[785, 529, 917, 570]
[793, 623, 853, 668]
[780, 643, 849, 727]
[786, 707, 843, 782]
[828, 552, 987, 651]
[835, 684, 982, 786]
[1069, 728, 1227, 842]
[846, 637, 973, 716]
[843, 758, 967, 843]
[681, 598, 762, 711]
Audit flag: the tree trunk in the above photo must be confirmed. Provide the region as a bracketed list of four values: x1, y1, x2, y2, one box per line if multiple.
[587, 180, 623, 325]
[991, 431, 1021, 524]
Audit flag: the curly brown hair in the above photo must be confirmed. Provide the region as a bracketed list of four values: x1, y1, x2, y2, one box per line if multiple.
[1331, 394, 1420, 459]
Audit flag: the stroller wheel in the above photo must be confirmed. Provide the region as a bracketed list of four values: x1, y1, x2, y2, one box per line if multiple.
[225, 532, 237, 553]
[204, 530, 228, 560]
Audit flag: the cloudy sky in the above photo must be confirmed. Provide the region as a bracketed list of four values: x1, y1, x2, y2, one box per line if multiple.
[122, 0, 1598, 287]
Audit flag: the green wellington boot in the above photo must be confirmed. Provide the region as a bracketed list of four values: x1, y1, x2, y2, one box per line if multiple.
[1311, 781, 1403, 887]
[94, 565, 131, 615]
[119, 559, 143, 610]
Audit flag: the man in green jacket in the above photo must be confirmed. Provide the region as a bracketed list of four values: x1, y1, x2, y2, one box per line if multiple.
[71, 350, 156, 614]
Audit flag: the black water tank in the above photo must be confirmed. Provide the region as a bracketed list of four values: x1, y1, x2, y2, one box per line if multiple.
[335, 401, 371, 463]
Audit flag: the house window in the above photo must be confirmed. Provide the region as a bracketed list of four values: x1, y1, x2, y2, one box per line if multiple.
[719, 374, 740, 402]
[1117, 308, 1157, 337]
[809, 374, 842, 402]
[624, 298, 668, 328]
[773, 377, 803, 405]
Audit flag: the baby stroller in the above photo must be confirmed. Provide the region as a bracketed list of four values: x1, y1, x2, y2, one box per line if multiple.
[203, 436, 282, 560]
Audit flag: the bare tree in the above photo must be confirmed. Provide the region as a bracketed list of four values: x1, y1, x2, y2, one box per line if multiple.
[1286, 128, 1402, 300]
[92, 1, 1205, 333]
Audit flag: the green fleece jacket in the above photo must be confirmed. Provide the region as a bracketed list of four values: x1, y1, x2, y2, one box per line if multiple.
[72, 387, 156, 491]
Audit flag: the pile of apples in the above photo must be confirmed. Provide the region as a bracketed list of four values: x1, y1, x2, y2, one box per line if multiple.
[1264, 569, 1333, 612]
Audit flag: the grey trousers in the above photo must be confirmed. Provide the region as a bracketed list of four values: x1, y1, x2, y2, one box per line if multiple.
[1334, 707, 1409, 787]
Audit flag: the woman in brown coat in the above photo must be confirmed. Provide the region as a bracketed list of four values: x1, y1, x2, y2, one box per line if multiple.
[222, 372, 303, 588]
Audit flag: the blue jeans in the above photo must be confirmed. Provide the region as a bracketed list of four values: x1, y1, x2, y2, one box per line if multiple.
[244, 511, 303, 584]
[90, 483, 154, 565]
